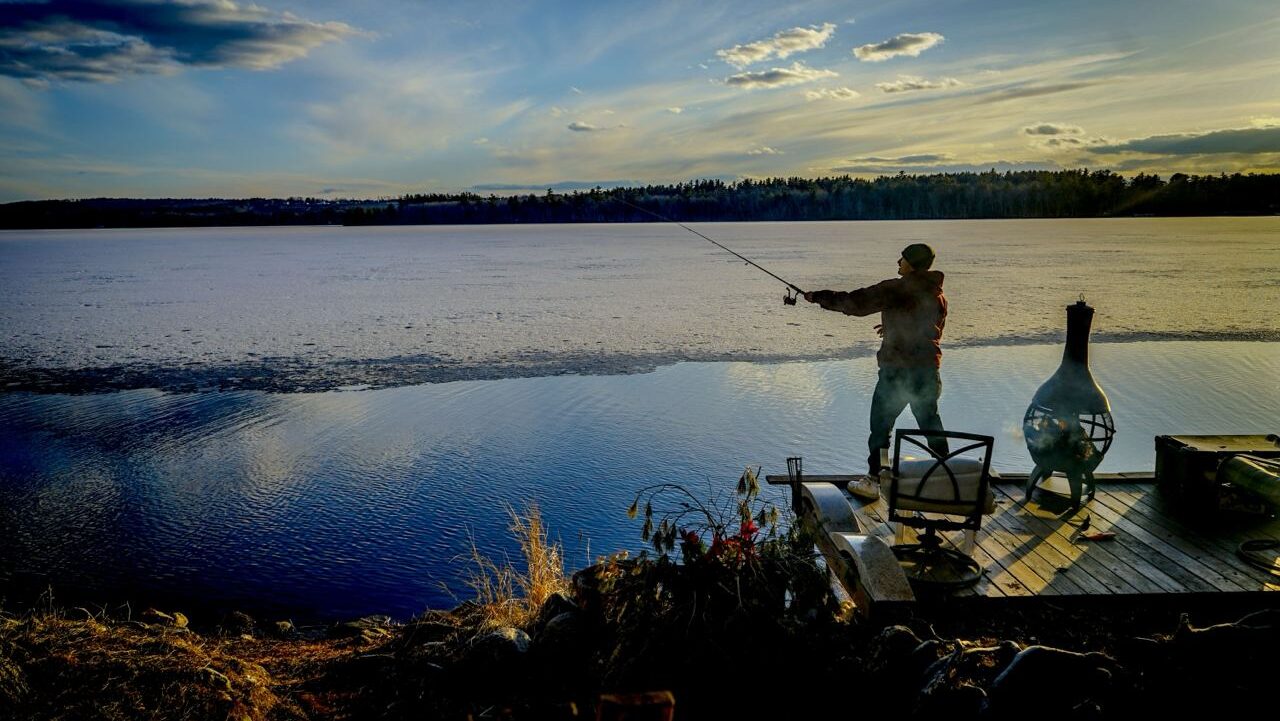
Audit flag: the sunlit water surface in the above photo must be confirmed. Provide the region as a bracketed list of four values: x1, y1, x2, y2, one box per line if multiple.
[1, 341, 1275, 620]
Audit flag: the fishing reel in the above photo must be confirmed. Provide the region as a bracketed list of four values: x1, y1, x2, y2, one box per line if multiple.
[783, 287, 799, 305]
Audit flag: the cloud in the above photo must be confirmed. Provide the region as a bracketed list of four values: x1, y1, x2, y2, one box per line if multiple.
[471, 180, 637, 192]
[296, 67, 530, 159]
[550, 106, 569, 117]
[565, 119, 624, 132]
[716, 23, 836, 68]
[0, 77, 46, 129]
[805, 86, 861, 101]
[844, 154, 951, 165]
[1088, 126, 1280, 155]
[667, 107, 683, 114]
[1041, 137, 1097, 148]
[747, 145, 782, 155]
[833, 159, 1059, 174]
[472, 137, 489, 145]
[0, 0, 359, 83]
[1023, 124, 1106, 150]
[570, 86, 584, 94]
[891, 154, 949, 163]
[981, 82, 1092, 103]
[489, 146, 556, 168]
[1023, 123, 1084, 136]
[874, 75, 961, 93]
[853, 32, 944, 62]
[724, 62, 837, 89]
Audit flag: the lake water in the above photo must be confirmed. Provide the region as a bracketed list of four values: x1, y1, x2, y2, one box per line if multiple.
[1, 219, 1277, 620]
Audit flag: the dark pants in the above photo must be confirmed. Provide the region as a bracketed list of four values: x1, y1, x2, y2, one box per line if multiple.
[867, 366, 948, 473]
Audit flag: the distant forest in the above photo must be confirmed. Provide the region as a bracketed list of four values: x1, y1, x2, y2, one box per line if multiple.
[2, 170, 1278, 229]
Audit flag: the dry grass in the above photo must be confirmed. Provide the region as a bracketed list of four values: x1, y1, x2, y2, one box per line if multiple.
[0, 608, 397, 721]
[461, 503, 571, 630]
[0, 612, 305, 721]
[0, 504, 572, 719]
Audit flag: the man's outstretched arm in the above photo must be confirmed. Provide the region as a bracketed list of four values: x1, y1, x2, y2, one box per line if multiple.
[803, 279, 899, 317]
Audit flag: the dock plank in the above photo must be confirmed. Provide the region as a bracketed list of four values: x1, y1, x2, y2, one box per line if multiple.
[972, 517, 1085, 594]
[949, 525, 1030, 598]
[1080, 489, 1248, 593]
[1094, 486, 1267, 590]
[1099, 485, 1280, 591]
[984, 500, 1120, 595]
[985, 508, 1100, 595]
[987, 485, 1169, 594]
[991, 485, 1189, 593]
[970, 519, 1065, 596]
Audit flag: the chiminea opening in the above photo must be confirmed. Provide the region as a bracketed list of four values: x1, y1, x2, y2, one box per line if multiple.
[1023, 298, 1115, 508]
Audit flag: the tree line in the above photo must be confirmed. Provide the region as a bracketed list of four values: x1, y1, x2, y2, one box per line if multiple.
[3, 170, 1277, 229]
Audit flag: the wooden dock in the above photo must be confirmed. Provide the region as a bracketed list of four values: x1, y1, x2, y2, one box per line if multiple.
[848, 474, 1280, 599]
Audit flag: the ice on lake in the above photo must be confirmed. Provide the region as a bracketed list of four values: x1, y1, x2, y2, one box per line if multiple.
[2, 218, 1276, 390]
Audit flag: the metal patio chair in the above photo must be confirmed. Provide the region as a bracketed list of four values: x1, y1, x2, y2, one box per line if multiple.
[884, 429, 996, 590]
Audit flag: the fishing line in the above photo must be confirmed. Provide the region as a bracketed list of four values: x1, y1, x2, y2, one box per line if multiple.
[613, 197, 806, 304]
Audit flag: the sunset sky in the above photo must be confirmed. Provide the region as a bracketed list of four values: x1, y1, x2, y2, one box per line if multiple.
[1, 0, 1278, 201]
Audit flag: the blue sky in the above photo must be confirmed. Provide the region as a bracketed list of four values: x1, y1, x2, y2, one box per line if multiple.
[1, 0, 1278, 201]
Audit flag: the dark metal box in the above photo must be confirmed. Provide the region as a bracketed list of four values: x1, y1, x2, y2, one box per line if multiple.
[1155, 434, 1280, 506]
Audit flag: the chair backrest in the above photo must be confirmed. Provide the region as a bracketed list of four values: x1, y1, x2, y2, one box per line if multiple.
[886, 429, 995, 533]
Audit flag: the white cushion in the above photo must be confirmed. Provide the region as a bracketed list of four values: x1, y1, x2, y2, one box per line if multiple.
[884, 457, 995, 514]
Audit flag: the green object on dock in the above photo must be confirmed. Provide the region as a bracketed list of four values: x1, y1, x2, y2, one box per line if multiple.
[1219, 455, 1280, 506]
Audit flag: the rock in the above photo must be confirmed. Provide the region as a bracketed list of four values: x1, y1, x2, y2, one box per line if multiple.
[401, 613, 458, 648]
[571, 562, 617, 618]
[220, 611, 256, 637]
[529, 611, 592, 675]
[197, 667, 232, 692]
[570, 566, 598, 596]
[463, 627, 531, 668]
[865, 624, 923, 676]
[294, 626, 329, 642]
[141, 609, 189, 629]
[531, 593, 578, 635]
[535, 612, 584, 649]
[908, 638, 947, 675]
[989, 645, 1116, 713]
[141, 608, 174, 625]
[449, 600, 481, 622]
[329, 615, 394, 642]
[880, 625, 924, 660]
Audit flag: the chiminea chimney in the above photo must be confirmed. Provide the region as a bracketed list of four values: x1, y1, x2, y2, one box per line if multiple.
[1022, 298, 1116, 508]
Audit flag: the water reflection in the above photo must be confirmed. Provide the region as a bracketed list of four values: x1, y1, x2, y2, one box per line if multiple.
[1, 341, 1276, 620]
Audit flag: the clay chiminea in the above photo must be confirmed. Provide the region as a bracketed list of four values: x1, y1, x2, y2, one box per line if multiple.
[1022, 298, 1115, 508]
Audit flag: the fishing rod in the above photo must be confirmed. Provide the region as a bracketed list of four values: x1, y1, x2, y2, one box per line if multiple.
[613, 197, 806, 305]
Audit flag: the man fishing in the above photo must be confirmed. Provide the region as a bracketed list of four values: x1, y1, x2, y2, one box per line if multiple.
[614, 198, 948, 476]
[803, 243, 949, 476]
